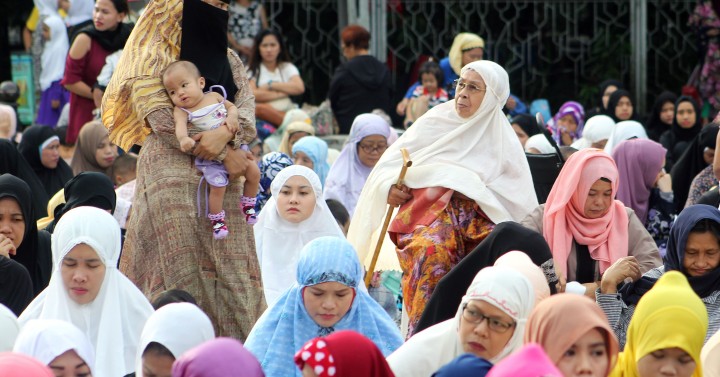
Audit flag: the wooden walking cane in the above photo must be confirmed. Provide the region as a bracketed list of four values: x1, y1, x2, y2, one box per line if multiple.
[365, 148, 412, 288]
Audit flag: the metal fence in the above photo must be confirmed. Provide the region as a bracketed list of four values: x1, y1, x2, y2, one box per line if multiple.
[266, 0, 699, 118]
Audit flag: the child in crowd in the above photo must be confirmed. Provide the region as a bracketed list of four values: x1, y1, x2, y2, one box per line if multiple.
[113, 153, 137, 203]
[36, 15, 69, 128]
[162, 60, 260, 239]
[326, 198, 350, 235]
[404, 60, 449, 128]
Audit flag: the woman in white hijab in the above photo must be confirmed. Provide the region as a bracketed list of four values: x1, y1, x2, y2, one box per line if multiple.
[347, 60, 537, 335]
[18, 206, 154, 377]
[386, 266, 535, 377]
[254, 165, 345, 307]
[13, 319, 95, 376]
[603, 120, 648, 153]
[571, 115, 615, 150]
[135, 303, 215, 377]
[524, 134, 555, 154]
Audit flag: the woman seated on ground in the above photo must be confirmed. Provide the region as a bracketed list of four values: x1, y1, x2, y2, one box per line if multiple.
[294, 330, 395, 377]
[605, 89, 639, 123]
[612, 138, 675, 256]
[546, 101, 585, 146]
[324, 113, 392, 217]
[13, 319, 95, 377]
[70, 120, 117, 179]
[17, 125, 73, 198]
[245, 236, 402, 377]
[291, 136, 330, 188]
[660, 96, 702, 171]
[18, 206, 154, 377]
[0, 174, 52, 297]
[570, 115, 614, 150]
[671, 123, 719, 212]
[525, 294, 619, 377]
[248, 29, 305, 127]
[386, 266, 535, 377]
[254, 166, 344, 306]
[521, 149, 662, 297]
[597, 204, 720, 350]
[603, 120, 648, 154]
[608, 271, 707, 376]
[172, 338, 264, 377]
[135, 302, 215, 377]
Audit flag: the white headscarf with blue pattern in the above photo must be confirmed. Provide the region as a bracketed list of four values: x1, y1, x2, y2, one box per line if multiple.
[245, 236, 403, 377]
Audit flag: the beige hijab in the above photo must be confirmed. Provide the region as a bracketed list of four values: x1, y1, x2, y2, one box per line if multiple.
[524, 294, 619, 372]
[71, 121, 113, 177]
[278, 121, 315, 155]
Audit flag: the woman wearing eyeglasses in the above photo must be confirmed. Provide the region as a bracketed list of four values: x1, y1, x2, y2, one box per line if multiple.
[324, 113, 393, 217]
[347, 60, 537, 337]
[387, 266, 535, 377]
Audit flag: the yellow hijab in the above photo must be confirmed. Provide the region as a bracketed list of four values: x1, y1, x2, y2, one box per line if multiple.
[448, 32, 485, 76]
[610, 271, 708, 377]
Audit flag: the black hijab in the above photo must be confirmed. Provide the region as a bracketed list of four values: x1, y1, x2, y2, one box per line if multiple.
[670, 96, 703, 142]
[619, 204, 720, 305]
[46, 172, 116, 234]
[0, 174, 52, 295]
[18, 126, 74, 198]
[670, 123, 719, 212]
[414, 221, 558, 334]
[598, 79, 624, 111]
[644, 91, 678, 142]
[0, 139, 49, 220]
[179, 0, 238, 99]
[605, 89, 638, 123]
[511, 114, 540, 139]
[0, 256, 33, 316]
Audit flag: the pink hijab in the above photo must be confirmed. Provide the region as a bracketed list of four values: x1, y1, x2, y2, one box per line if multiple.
[611, 138, 666, 225]
[543, 149, 629, 277]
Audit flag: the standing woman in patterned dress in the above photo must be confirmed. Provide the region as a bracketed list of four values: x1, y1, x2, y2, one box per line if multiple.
[101, 0, 264, 339]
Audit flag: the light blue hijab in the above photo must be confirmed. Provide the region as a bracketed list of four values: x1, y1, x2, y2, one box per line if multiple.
[291, 136, 330, 188]
[244, 236, 403, 377]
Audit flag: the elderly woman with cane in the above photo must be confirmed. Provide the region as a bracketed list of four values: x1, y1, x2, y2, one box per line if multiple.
[348, 60, 538, 336]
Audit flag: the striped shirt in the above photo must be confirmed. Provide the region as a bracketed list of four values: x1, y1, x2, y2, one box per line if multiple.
[596, 266, 720, 350]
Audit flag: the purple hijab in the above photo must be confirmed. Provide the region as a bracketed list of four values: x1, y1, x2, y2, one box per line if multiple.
[546, 101, 585, 145]
[611, 138, 667, 225]
[171, 338, 264, 377]
[323, 114, 392, 216]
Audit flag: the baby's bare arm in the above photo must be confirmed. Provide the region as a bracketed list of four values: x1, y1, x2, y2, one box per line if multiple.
[174, 107, 195, 152]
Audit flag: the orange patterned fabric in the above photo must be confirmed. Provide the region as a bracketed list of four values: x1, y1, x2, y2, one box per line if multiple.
[389, 189, 494, 336]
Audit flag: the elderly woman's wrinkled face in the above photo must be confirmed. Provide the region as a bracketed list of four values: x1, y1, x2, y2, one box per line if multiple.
[454, 70, 486, 118]
[357, 134, 388, 168]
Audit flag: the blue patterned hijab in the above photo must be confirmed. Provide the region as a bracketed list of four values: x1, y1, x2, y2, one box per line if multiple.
[244, 236, 403, 377]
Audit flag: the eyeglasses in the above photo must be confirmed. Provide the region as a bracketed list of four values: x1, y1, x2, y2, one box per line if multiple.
[461, 304, 515, 333]
[357, 142, 388, 154]
[454, 79, 486, 94]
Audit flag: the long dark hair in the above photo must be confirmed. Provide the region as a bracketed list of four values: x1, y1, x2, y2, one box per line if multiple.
[247, 29, 292, 83]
